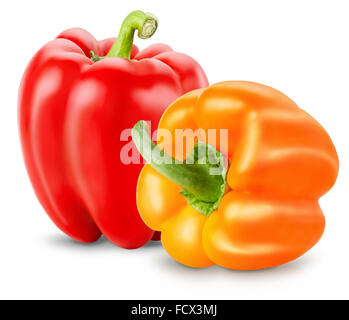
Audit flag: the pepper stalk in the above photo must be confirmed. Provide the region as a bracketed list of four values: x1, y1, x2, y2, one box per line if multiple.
[132, 121, 227, 217]
[91, 10, 158, 62]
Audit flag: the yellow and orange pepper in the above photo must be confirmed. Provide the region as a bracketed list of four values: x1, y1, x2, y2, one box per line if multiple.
[132, 81, 338, 270]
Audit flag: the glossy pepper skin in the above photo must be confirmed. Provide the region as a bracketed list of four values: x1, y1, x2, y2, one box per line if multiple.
[135, 81, 339, 270]
[18, 11, 208, 248]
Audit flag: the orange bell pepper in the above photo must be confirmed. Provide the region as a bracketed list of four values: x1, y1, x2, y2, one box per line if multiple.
[132, 81, 339, 270]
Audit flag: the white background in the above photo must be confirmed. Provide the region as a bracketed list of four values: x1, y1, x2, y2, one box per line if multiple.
[0, 0, 348, 299]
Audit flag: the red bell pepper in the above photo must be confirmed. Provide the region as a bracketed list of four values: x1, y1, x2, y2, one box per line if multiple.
[18, 10, 208, 248]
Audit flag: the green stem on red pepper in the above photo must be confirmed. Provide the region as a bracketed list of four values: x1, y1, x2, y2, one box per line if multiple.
[91, 10, 157, 62]
[132, 121, 227, 217]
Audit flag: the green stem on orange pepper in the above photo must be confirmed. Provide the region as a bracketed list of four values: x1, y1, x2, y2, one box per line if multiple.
[132, 120, 227, 217]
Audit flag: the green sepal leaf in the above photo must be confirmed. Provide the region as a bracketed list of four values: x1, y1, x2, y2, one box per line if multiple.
[90, 51, 103, 63]
[180, 141, 227, 217]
